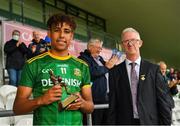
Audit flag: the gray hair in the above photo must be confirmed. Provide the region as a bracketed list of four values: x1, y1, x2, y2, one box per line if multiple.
[87, 38, 103, 49]
[121, 27, 141, 41]
[158, 61, 166, 66]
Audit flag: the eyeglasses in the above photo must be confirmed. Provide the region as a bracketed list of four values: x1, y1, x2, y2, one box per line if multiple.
[122, 39, 140, 44]
[92, 45, 102, 50]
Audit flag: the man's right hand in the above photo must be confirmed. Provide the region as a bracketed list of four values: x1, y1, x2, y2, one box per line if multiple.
[38, 85, 62, 105]
[105, 55, 119, 69]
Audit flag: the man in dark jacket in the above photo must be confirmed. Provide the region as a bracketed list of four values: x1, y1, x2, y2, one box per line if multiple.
[27, 31, 47, 59]
[108, 27, 173, 125]
[4, 30, 29, 86]
[78, 38, 118, 125]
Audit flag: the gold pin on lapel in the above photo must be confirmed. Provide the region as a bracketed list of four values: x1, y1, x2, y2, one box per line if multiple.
[140, 75, 145, 81]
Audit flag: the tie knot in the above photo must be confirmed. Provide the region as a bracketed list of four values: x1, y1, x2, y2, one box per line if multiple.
[129, 62, 136, 68]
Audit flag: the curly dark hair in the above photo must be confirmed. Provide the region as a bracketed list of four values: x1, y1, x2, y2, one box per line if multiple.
[47, 13, 76, 32]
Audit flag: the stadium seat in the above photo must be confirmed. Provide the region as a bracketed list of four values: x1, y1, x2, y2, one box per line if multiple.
[14, 114, 33, 125]
[14, 117, 33, 126]
[172, 94, 180, 125]
[177, 85, 180, 91]
[172, 110, 176, 123]
[175, 110, 180, 121]
[0, 117, 11, 126]
[5, 98, 15, 110]
[0, 95, 5, 110]
[0, 85, 17, 105]
[0, 85, 17, 97]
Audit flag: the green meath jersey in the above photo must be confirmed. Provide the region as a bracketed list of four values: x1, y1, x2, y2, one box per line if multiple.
[19, 51, 91, 125]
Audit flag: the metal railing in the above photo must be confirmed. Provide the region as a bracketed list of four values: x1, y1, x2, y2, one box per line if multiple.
[0, 104, 109, 125]
[0, 110, 14, 117]
[86, 104, 109, 125]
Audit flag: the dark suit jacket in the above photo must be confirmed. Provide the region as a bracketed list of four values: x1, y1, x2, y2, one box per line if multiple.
[108, 59, 174, 125]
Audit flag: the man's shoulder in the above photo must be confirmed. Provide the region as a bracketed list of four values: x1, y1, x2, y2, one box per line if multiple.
[71, 56, 89, 67]
[26, 52, 49, 64]
[78, 51, 93, 63]
[79, 50, 90, 57]
[141, 59, 159, 69]
[117, 60, 126, 67]
[5, 39, 13, 43]
[110, 61, 126, 72]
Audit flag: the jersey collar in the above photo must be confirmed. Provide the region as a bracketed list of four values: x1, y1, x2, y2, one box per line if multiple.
[48, 50, 71, 60]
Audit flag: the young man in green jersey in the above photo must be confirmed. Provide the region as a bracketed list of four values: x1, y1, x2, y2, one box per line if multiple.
[13, 13, 94, 125]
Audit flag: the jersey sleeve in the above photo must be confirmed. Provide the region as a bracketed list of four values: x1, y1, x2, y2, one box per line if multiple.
[81, 64, 91, 87]
[19, 62, 35, 87]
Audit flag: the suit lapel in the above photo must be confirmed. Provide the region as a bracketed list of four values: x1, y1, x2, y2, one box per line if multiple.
[121, 61, 132, 97]
[137, 60, 148, 95]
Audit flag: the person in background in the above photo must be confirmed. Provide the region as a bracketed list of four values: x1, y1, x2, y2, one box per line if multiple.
[173, 69, 180, 81]
[78, 38, 118, 125]
[13, 13, 94, 125]
[158, 61, 178, 95]
[4, 30, 28, 87]
[44, 30, 51, 50]
[108, 27, 174, 125]
[27, 31, 47, 59]
[176, 70, 180, 80]
[159, 61, 170, 83]
[167, 67, 175, 81]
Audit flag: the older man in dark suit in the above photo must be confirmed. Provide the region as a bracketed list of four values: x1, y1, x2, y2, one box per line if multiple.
[108, 27, 174, 125]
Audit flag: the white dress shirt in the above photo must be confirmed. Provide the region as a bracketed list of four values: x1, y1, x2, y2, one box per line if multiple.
[125, 57, 141, 86]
